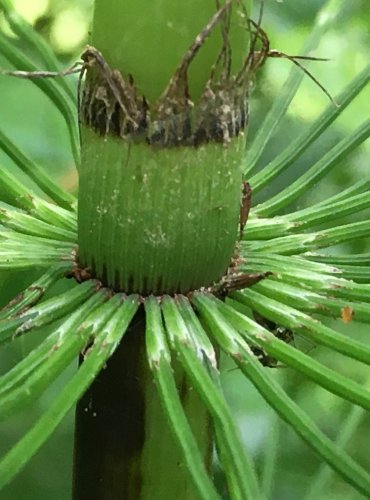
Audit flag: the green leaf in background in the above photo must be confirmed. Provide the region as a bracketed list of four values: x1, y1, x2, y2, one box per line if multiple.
[0, 0, 369, 499]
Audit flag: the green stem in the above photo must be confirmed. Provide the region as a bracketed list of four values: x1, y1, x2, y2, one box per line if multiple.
[78, 0, 252, 294]
[78, 133, 243, 293]
[73, 307, 212, 500]
[91, 0, 250, 102]
[74, 2, 254, 497]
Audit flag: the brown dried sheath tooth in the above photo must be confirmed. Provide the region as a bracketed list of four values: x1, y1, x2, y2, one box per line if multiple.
[79, 1, 267, 148]
[80, 45, 251, 147]
[239, 181, 252, 240]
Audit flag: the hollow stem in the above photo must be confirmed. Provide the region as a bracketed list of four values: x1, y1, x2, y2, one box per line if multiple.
[77, 0, 253, 294]
[73, 310, 211, 500]
[75, 1, 252, 497]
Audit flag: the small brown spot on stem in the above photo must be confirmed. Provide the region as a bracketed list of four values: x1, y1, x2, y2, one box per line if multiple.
[341, 306, 355, 324]
[239, 181, 252, 240]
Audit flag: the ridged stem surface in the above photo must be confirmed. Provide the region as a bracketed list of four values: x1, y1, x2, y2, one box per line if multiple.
[78, 131, 243, 293]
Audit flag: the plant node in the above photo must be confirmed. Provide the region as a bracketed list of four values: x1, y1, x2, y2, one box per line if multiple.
[80, 1, 255, 147]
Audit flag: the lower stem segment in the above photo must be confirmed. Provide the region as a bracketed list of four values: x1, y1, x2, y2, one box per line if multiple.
[78, 129, 244, 295]
[72, 310, 212, 500]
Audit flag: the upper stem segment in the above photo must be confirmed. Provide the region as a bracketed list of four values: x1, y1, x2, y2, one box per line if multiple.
[78, 0, 254, 294]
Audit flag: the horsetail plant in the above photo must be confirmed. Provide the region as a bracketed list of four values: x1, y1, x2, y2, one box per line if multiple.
[0, 0, 370, 498]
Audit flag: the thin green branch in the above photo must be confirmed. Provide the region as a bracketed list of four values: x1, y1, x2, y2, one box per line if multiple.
[232, 288, 370, 365]
[0, 31, 79, 166]
[249, 63, 370, 192]
[212, 297, 370, 412]
[237, 252, 370, 302]
[176, 296, 218, 367]
[260, 414, 279, 498]
[0, 0, 76, 103]
[304, 402, 366, 500]
[306, 177, 370, 210]
[283, 178, 370, 221]
[255, 118, 370, 216]
[250, 279, 370, 323]
[145, 297, 221, 500]
[193, 294, 370, 498]
[0, 327, 59, 394]
[0, 263, 69, 320]
[176, 297, 256, 498]
[285, 191, 370, 228]
[0, 280, 99, 345]
[0, 247, 74, 271]
[0, 293, 120, 397]
[239, 260, 370, 304]
[0, 228, 75, 270]
[0, 208, 77, 242]
[241, 216, 298, 241]
[0, 169, 77, 229]
[247, 178, 370, 244]
[0, 128, 76, 209]
[0, 229, 74, 249]
[243, 220, 370, 254]
[0, 295, 139, 490]
[239, 252, 341, 276]
[246, 191, 370, 240]
[243, 0, 344, 177]
[30, 198, 77, 231]
[304, 252, 370, 266]
[0, 168, 35, 211]
[162, 296, 262, 500]
[0, 291, 107, 419]
[324, 265, 370, 283]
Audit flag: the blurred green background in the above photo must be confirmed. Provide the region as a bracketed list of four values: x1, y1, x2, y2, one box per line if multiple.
[0, 0, 369, 498]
